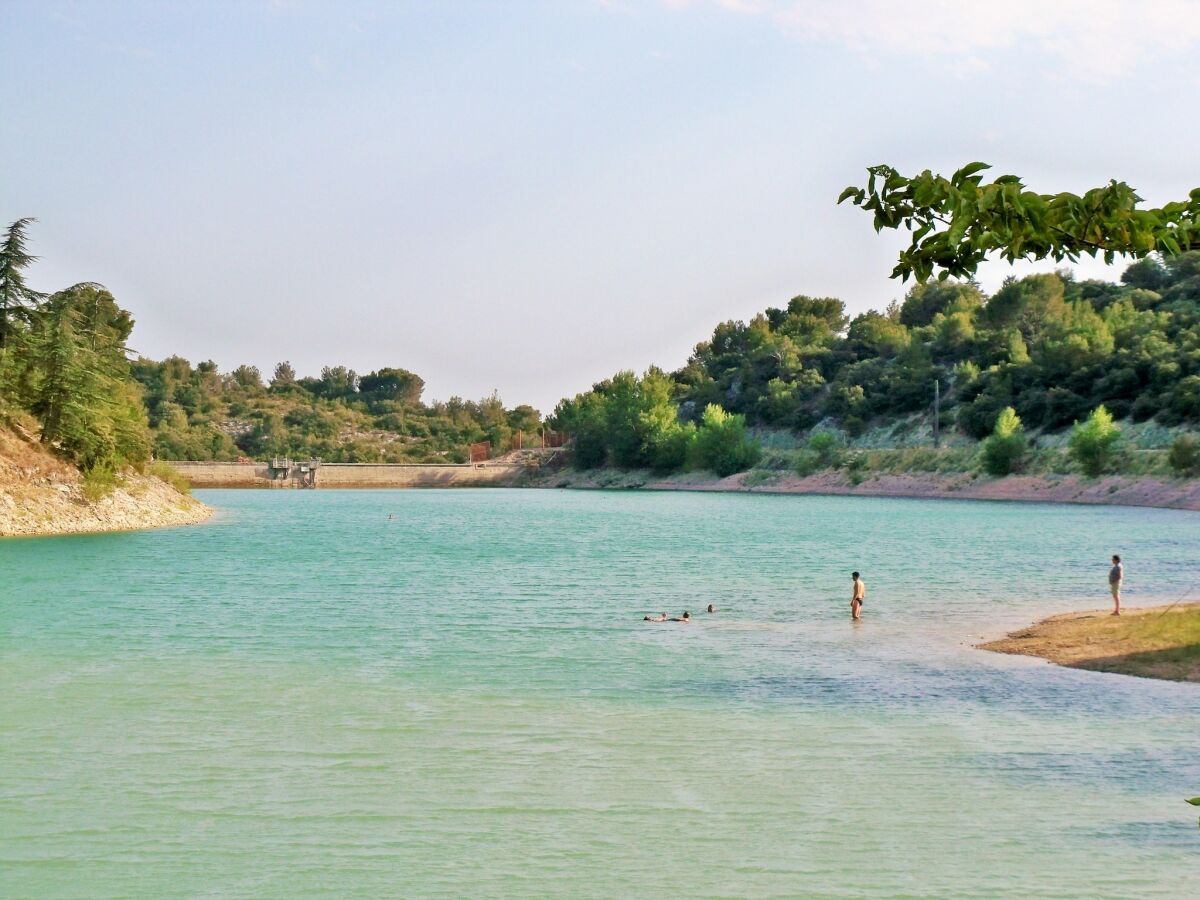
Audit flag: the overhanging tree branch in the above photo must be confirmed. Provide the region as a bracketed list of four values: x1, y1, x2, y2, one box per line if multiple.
[839, 164, 1200, 282]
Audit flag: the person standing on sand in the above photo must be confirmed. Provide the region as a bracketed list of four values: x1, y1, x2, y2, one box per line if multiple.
[1109, 555, 1123, 615]
[851, 571, 866, 620]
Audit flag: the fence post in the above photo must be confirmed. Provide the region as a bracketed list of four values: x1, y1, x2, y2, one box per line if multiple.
[933, 378, 941, 449]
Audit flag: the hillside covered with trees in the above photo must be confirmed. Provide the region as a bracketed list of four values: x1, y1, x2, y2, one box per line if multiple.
[551, 252, 1200, 474]
[0, 219, 152, 481]
[0, 217, 211, 534]
[131, 357, 542, 464]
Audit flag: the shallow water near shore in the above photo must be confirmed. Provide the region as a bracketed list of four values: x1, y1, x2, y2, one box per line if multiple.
[3, 489, 1199, 897]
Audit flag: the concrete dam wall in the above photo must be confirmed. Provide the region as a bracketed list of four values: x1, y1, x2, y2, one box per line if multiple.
[170, 460, 530, 489]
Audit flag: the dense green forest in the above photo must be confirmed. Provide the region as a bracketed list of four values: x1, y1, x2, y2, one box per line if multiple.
[551, 252, 1200, 475]
[130, 357, 542, 464]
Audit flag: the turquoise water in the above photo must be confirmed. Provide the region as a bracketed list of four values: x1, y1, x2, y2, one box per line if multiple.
[2, 489, 1199, 897]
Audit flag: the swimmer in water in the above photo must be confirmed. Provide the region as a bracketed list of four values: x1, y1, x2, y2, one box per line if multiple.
[706, 604, 715, 613]
[643, 612, 668, 622]
[668, 611, 691, 622]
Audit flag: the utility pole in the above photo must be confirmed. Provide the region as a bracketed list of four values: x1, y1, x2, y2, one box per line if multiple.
[933, 378, 941, 449]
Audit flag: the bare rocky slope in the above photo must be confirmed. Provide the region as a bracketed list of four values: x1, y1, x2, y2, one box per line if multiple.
[0, 427, 211, 538]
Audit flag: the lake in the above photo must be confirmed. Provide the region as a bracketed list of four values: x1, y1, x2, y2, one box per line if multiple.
[2, 489, 1199, 897]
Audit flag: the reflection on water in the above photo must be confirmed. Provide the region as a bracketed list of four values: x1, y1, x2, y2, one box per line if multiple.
[2, 489, 1199, 897]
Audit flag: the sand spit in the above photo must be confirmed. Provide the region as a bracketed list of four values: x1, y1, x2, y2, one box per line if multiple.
[979, 603, 1200, 682]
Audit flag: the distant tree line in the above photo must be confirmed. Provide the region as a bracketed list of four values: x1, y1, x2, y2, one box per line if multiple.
[131, 356, 542, 463]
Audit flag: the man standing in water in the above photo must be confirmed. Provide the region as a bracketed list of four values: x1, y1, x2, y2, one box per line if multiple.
[851, 571, 866, 620]
[1109, 555, 1123, 615]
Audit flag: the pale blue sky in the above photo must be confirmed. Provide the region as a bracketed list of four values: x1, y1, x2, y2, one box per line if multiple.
[4, 1, 1199, 412]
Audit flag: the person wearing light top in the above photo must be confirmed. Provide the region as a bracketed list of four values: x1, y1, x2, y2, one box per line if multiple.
[851, 571, 866, 621]
[1109, 555, 1124, 616]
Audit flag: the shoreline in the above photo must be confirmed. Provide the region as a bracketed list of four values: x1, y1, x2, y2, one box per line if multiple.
[0, 470, 212, 538]
[978, 603, 1200, 683]
[524, 468, 1200, 512]
[22, 463, 1195, 536]
[1, 427, 212, 539]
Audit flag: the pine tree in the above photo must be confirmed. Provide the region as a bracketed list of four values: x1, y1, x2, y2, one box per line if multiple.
[32, 284, 149, 469]
[32, 291, 112, 466]
[981, 406, 1027, 476]
[0, 218, 45, 358]
[1068, 405, 1122, 478]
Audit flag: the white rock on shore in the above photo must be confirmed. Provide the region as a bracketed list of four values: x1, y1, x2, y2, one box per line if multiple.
[0, 469, 211, 538]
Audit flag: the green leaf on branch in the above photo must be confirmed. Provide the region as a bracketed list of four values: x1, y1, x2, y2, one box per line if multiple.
[837, 186, 860, 204]
[841, 161, 1200, 281]
[953, 161, 991, 183]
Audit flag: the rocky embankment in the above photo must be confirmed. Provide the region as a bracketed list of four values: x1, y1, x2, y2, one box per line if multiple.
[0, 428, 210, 538]
[531, 467, 1200, 511]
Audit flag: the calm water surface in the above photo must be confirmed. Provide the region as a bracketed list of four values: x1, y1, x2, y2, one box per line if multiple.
[2, 489, 1199, 897]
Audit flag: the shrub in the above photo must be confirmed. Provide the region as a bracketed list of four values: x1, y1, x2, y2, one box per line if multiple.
[980, 406, 1027, 476]
[1168, 434, 1200, 477]
[756, 449, 797, 470]
[1130, 392, 1159, 422]
[1068, 405, 1121, 477]
[958, 393, 1010, 440]
[793, 449, 820, 477]
[857, 446, 976, 475]
[842, 451, 868, 485]
[741, 469, 780, 487]
[690, 404, 762, 476]
[843, 416, 867, 437]
[643, 421, 695, 473]
[793, 430, 846, 476]
[807, 430, 843, 468]
[149, 459, 192, 494]
[1170, 376, 1200, 420]
[81, 462, 119, 502]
